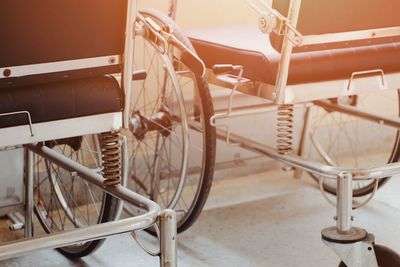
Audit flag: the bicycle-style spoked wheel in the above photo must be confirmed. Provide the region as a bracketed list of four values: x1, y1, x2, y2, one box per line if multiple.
[34, 135, 119, 257]
[308, 90, 400, 197]
[126, 9, 215, 233]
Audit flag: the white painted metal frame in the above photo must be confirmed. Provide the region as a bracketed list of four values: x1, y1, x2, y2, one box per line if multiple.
[122, 0, 137, 128]
[257, 70, 400, 104]
[0, 112, 122, 148]
[0, 55, 121, 79]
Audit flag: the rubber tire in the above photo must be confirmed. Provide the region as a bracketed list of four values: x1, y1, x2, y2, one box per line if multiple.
[339, 244, 400, 267]
[56, 194, 119, 258]
[137, 8, 216, 234]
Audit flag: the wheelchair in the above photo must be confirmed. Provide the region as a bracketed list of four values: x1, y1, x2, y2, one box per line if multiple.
[0, 0, 216, 265]
[182, 0, 400, 266]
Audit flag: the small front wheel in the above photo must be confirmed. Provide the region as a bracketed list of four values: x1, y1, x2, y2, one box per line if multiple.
[339, 244, 400, 267]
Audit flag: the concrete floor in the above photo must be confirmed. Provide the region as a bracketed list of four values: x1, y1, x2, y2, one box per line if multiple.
[1, 165, 400, 267]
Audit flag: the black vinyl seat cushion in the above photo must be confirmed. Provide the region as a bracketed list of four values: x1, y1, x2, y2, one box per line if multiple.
[189, 26, 400, 85]
[0, 75, 123, 128]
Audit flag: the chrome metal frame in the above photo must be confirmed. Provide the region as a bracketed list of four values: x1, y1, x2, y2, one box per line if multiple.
[0, 0, 178, 265]
[122, 0, 137, 128]
[246, 0, 400, 105]
[215, 127, 400, 181]
[23, 149, 33, 239]
[214, 121, 400, 267]
[0, 144, 177, 267]
[187, 0, 400, 263]
[180, 0, 400, 265]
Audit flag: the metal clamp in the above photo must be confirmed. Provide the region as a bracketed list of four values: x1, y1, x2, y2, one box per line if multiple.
[209, 65, 250, 145]
[136, 13, 169, 55]
[136, 12, 206, 78]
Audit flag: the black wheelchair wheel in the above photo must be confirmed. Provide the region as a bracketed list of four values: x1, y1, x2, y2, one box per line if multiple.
[125, 8, 216, 233]
[34, 134, 120, 257]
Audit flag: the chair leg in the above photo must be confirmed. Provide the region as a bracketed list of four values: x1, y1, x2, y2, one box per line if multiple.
[24, 148, 34, 238]
[159, 209, 177, 267]
[294, 105, 313, 179]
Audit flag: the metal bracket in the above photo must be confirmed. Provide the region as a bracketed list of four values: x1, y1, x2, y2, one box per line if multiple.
[209, 65, 253, 146]
[246, 0, 303, 46]
[0, 111, 34, 137]
[136, 13, 169, 55]
[136, 12, 206, 78]
[163, 31, 207, 78]
[323, 232, 378, 267]
[131, 224, 161, 257]
[347, 69, 386, 91]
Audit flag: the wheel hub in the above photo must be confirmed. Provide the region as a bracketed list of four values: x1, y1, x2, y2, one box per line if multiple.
[129, 110, 172, 140]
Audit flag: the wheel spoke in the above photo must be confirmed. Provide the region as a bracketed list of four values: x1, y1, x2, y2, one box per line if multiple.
[309, 91, 400, 196]
[125, 10, 215, 233]
[33, 134, 114, 255]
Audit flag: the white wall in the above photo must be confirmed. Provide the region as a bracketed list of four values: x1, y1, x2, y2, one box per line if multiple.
[137, 0, 269, 29]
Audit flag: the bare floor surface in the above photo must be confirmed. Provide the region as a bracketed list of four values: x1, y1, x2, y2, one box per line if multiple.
[1, 168, 400, 267]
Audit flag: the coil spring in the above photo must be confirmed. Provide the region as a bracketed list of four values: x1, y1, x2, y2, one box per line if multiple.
[101, 131, 121, 187]
[277, 104, 294, 155]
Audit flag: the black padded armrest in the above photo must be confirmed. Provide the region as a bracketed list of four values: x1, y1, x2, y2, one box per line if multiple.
[0, 76, 123, 128]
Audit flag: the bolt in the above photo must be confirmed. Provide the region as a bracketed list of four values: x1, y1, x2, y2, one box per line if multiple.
[108, 57, 116, 64]
[259, 18, 267, 28]
[282, 166, 294, 172]
[3, 68, 11, 77]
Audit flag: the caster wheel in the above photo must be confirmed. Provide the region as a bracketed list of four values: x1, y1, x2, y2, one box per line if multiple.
[339, 244, 400, 267]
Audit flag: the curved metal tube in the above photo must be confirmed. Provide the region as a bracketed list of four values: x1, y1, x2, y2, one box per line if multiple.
[26, 144, 160, 212]
[0, 144, 166, 261]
